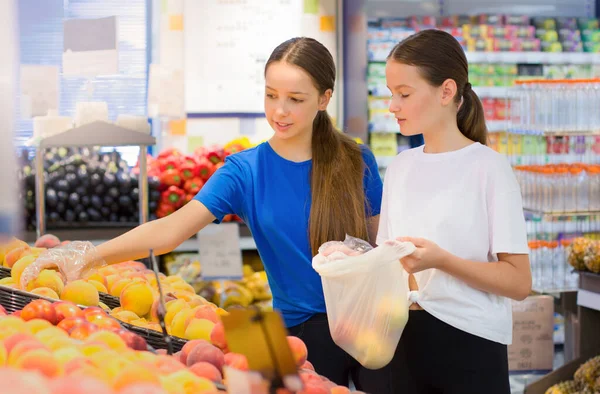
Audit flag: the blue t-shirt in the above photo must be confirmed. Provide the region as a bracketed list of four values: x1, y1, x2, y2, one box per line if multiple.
[194, 142, 383, 327]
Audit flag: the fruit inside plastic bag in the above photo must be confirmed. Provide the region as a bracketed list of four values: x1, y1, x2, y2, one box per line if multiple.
[312, 235, 415, 369]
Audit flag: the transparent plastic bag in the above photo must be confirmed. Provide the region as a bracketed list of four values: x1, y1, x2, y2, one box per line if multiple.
[20, 241, 106, 289]
[312, 235, 416, 369]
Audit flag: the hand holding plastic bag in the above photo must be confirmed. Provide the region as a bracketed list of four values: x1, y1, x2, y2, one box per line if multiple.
[20, 241, 106, 289]
[312, 235, 416, 369]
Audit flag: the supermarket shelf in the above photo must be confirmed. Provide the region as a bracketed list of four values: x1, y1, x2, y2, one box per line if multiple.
[466, 52, 600, 65]
[487, 120, 508, 132]
[508, 128, 600, 136]
[524, 209, 600, 218]
[577, 272, 600, 312]
[473, 86, 509, 99]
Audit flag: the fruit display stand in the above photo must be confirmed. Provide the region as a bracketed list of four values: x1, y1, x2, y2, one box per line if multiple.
[31, 121, 156, 238]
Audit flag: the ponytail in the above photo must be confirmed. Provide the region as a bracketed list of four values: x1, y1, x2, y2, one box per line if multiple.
[309, 111, 368, 255]
[457, 84, 488, 145]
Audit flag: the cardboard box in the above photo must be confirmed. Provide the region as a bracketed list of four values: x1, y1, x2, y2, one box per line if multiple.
[509, 296, 555, 372]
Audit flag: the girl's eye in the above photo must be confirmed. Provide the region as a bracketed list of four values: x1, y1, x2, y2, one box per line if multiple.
[291, 98, 303, 103]
[266, 93, 275, 99]
[401, 94, 410, 98]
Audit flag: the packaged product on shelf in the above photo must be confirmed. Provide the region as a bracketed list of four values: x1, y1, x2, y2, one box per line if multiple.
[557, 17, 579, 30]
[517, 38, 542, 52]
[578, 17, 600, 31]
[477, 14, 505, 26]
[533, 17, 557, 31]
[312, 236, 415, 369]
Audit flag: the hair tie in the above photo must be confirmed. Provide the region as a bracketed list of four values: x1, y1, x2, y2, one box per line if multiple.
[464, 82, 472, 93]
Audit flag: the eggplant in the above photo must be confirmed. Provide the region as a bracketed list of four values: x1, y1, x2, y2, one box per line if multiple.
[131, 188, 139, 202]
[73, 204, 84, 216]
[48, 212, 60, 223]
[149, 190, 160, 202]
[149, 201, 157, 212]
[81, 195, 91, 207]
[110, 203, 120, 213]
[65, 173, 79, 189]
[77, 167, 90, 188]
[116, 171, 131, 190]
[103, 173, 116, 188]
[118, 195, 132, 209]
[75, 186, 87, 196]
[109, 213, 119, 222]
[87, 208, 101, 221]
[55, 179, 69, 193]
[148, 176, 160, 190]
[78, 211, 89, 223]
[100, 206, 111, 218]
[103, 195, 114, 206]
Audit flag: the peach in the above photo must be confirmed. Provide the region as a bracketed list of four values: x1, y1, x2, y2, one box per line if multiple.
[7, 340, 48, 365]
[11, 254, 36, 284]
[186, 342, 224, 371]
[165, 299, 189, 326]
[1, 237, 28, 255]
[149, 294, 177, 322]
[98, 302, 110, 312]
[69, 322, 99, 340]
[169, 307, 197, 338]
[120, 383, 169, 394]
[25, 318, 54, 334]
[111, 310, 141, 324]
[184, 318, 215, 341]
[0, 341, 6, 366]
[192, 305, 219, 324]
[113, 363, 161, 391]
[44, 336, 75, 352]
[86, 279, 108, 293]
[209, 321, 227, 350]
[84, 272, 108, 287]
[61, 280, 99, 306]
[21, 299, 58, 324]
[180, 339, 211, 365]
[50, 375, 113, 394]
[0, 317, 28, 335]
[223, 352, 249, 371]
[0, 277, 15, 285]
[30, 287, 60, 299]
[85, 330, 127, 352]
[287, 336, 308, 367]
[108, 278, 131, 297]
[188, 361, 222, 383]
[57, 316, 87, 334]
[4, 246, 32, 268]
[86, 313, 122, 331]
[53, 347, 82, 365]
[28, 269, 65, 295]
[151, 355, 187, 375]
[53, 301, 83, 323]
[120, 281, 154, 317]
[298, 382, 331, 394]
[116, 329, 148, 351]
[160, 370, 216, 394]
[104, 274, 120, 291]
[35, 234, 61, 249]
[35, 326, 70, 344]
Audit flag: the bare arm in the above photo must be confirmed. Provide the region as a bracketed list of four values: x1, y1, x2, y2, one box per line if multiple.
[439, 253, 532, 301]
[367, 215, 380, 247]
[96, 200, 216, 265]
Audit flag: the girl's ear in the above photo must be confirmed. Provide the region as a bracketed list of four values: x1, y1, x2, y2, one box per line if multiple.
[440, 78, 458, 106]
[319, 89, 332, 111]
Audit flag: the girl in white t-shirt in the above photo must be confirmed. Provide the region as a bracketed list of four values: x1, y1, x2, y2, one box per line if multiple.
[380, 29, 531, 394]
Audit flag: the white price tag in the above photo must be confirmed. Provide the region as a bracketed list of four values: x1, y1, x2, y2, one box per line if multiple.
[197, 223, 244, 281]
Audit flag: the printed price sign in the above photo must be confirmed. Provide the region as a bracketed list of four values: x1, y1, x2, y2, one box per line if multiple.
[197, 223, 243, 280]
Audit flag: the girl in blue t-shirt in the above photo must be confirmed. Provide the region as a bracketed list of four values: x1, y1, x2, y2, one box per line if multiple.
[22, 37, 387, 391]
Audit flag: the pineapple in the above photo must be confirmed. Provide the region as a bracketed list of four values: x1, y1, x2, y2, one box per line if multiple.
[545, 380, 580, 394]
[583, 241, 600, 274]
[574, 356, 600, 391]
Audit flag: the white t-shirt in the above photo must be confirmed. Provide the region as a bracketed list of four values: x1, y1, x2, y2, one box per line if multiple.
[377, 142, 529, 345]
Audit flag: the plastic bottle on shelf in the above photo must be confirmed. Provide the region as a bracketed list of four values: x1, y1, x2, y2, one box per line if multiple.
[589, 165, 600, 211]
[528, 240, 541, 290]
[575, 165, 589, 212]
[550, 240, 564, 289]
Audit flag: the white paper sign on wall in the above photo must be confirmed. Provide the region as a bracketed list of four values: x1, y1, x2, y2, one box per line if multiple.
[197, 223, 244, 280]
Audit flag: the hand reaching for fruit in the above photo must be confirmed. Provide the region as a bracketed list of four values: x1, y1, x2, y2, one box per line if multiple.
[396, 237, 450, 274]
[20, 241, 106, 289]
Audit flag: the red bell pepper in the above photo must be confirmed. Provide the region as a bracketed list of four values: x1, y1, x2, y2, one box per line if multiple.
[159, 156, 181, 172]
[224, 143, 245, 157]
[180, 162, 197, 181]
[184, 193, 194, 204]
[156, 202, 175, 218]
[159, 169, 182, 187]
[196, 159, 214, 181]
[161, 185, 185, 208]
[194, 146, 208, 159]
[206, 145, 224, 165]
[182, 155, 199, 167]
[184, 177, 204, 195]
[158, 148, 182, 160]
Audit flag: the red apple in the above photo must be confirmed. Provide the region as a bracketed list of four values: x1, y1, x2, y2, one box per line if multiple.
[116, 329, 148, 351]
[69, 322, 99, 340]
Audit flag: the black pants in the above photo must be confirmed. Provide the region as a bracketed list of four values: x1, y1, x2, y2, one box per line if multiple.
[390, 310, 511, 394]
[287, 313, 394, 393]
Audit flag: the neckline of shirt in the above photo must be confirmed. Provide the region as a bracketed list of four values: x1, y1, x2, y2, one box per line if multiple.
[264, 141, 312, 167]
[414, 142, 482, 162]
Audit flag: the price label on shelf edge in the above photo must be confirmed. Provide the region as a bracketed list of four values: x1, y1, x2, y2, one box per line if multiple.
[197, 223, 244, 281]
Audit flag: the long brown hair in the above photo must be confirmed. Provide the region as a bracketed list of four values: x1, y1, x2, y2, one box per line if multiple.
[266, 37, 369, 255]
[387, 29, 488, 145]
